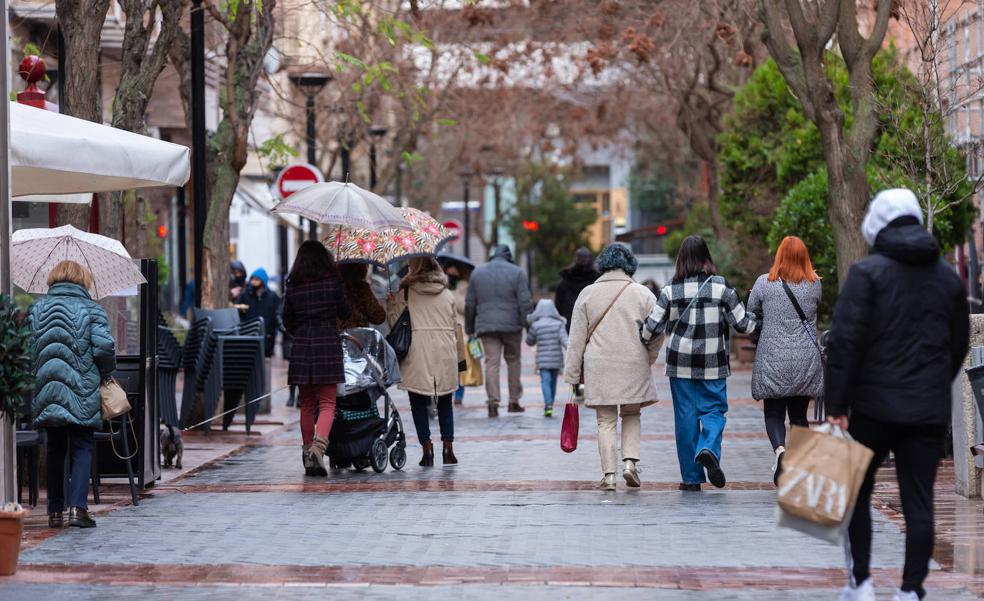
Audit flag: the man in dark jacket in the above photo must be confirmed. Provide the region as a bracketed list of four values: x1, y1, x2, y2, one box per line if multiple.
[825, 189, 969, 601]
[555, 247, 600, 332]
[466, 245, 534, 417]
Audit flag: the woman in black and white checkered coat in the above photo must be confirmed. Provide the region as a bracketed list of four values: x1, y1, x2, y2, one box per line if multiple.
[641, 236, 756, 491]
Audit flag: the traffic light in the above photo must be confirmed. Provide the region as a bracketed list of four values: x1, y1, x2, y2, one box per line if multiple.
[656, 225, 667, 236]
[522, 220, 540, 232]
[157, 224, 168, 238]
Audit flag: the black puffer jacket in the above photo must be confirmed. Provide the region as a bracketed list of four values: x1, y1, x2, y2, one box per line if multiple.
[555, 265, 601, 332]
[825, 217, 969, 424]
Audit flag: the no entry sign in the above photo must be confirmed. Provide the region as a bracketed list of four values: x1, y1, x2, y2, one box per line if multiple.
[276, 164, 323, 200]
[443, 219, 463, 241]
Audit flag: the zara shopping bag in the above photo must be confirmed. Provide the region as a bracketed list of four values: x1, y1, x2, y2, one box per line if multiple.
[776, 424, 874, 543]
[560, 398, 579, 453]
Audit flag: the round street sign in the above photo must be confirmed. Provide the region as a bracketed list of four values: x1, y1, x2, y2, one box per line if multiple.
[276, 164, 323, 200]
[443, 219, 463, 242]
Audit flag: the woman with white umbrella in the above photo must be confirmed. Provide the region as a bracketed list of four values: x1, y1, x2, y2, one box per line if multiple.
[28, 261, 117, 529]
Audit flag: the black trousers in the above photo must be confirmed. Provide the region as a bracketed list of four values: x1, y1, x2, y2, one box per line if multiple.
[848, 412, 944, 598]
[763, 396, 810, 451]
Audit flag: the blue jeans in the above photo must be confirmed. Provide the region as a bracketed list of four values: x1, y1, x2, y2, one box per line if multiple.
[408, 392, 454, 444]
[454, 385, 465, 402]
[669, 377, 728, 484]
[539, 369, 558, 408]
[45, 426, 94, 513]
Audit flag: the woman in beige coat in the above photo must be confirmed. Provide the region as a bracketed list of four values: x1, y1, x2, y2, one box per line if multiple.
[388, 257, 465, 467]
[564, 244, 662, 491]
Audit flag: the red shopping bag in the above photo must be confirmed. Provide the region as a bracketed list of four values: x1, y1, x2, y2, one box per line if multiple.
[560, 401, 579, 453]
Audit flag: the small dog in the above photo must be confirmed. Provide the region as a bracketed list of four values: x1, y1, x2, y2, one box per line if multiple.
[160, 424, 184, 469]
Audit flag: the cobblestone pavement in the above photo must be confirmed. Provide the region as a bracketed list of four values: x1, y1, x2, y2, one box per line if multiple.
[2, 350, 982, 599]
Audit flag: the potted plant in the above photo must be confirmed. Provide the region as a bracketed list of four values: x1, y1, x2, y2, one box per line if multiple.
[0, 293, 34, 575]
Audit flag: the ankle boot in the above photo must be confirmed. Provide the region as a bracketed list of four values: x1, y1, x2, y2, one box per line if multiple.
[442, 441, 458, 465]
[302, 445, 317, 476]
[68, 507, 96, 528]
[419, 442, 434, 467]
[308, 435, 328, 477]
[487, 403, 499, 418]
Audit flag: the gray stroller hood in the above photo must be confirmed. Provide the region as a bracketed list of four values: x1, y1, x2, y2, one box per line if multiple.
[338, 327, 402, 397]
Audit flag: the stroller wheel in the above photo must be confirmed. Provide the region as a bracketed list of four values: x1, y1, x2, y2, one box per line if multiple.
[370, 439, 389, 473]
[390, 444, 407, 471]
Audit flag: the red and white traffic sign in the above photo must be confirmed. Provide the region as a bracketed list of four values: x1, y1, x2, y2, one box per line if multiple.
[276, 164, 323, 200]
[443, 219, 463, 241]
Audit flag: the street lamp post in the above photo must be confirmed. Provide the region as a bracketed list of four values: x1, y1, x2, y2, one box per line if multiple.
[368, 126, 387, 191]
[289, 72, 331, 240]
[459, 173, 472, 259]
[191, 0, 206, 308]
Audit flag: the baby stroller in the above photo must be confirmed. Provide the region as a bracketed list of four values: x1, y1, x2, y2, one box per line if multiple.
[327, 327, 407, 472]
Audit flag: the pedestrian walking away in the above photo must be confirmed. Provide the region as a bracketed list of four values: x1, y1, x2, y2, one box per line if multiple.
[465, 244, 534, 416]
[29, 260, 117, 529]
[555, 247, 601, 333]
[387, 257, 465, 467]
[747, 236, 823, 485]
[641, 235, 756, 491]
[565, 244, 662, 491]
[526, 299, 569, 417]
[224, 267, 281, 430]
[282, 241, 352, 478]
[825, 189, 969, 601]
[337, 263, 386, 331]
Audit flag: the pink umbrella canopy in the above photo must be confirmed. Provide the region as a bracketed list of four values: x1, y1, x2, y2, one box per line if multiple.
[323, 208, 454, 266]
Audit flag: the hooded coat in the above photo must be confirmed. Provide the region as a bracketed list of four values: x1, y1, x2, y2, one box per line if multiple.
[387, 269, 465, 396]
[29, 282, 117, 428]
[465, 245, 534, 336]
[825, 215, 969, 424]
[237, 267, 280, 357]
[526, 299, 569, 370]
[555, 264, 601, 331]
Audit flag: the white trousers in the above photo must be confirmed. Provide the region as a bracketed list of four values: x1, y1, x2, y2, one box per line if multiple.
[595, 404, 642, 475]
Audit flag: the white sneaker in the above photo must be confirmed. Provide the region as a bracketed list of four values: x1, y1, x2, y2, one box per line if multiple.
[596, 473, 616, 491]
[622, 459, 641, 488]
[838, 579, 876, 601]
[772, 446, 785, 486]
[892, 590, 919, 601]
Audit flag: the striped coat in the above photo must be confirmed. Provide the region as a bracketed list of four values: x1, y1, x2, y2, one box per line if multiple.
[283, 275, 352, 385]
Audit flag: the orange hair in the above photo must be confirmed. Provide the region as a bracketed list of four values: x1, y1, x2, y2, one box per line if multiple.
[767, 236, 819, 283]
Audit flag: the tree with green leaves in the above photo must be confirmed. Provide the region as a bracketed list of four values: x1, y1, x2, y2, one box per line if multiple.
[719, 54, 973, 310]
[507, 165, 597, 290]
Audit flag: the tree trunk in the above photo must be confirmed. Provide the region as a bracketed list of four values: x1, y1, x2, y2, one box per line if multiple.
[817, 113, 869, 283]
[705, 160, 723, 238]
[54, 0, 111, 229]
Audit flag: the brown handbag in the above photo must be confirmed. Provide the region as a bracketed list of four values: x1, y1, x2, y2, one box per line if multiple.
[579, 282, 632, 384]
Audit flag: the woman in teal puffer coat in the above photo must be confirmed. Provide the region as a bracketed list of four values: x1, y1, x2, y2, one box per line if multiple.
[29, 260, 116, 529]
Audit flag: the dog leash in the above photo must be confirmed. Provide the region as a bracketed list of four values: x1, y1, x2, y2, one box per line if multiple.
[181, 385, 290, 431]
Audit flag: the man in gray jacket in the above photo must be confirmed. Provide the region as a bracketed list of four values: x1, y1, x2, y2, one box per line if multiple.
[466, 245, 534, 417]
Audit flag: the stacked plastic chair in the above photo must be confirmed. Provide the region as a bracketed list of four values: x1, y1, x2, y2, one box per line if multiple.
[178, 317, 212, 428]
[217, 317, 267, 433]
[157, 316, 183, 428]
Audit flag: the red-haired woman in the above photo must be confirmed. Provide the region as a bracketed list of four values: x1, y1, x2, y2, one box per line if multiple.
[747, 236, 823, 485]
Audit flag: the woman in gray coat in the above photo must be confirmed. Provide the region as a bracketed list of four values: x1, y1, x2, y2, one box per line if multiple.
[747, 236, 823, 484]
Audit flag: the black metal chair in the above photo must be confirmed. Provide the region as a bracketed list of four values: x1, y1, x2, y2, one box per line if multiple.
[91, 410, 140, 507]
[217, 318, 266, 433]
[15, 417, 40, 508]
[157, 325, 183, 428]
[179, 317, 211, 428]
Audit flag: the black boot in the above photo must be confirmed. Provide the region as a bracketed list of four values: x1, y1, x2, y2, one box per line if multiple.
[442, 441, 458, 465]
[419, 442, 434, 467]
[48, 512, 63, 528]
[487, 403, 499, 418]
[68, 507, 96, 528]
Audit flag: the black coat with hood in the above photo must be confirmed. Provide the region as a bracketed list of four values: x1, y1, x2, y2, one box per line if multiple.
[555, 265, 601, 332]
[825, 216, 969, 425]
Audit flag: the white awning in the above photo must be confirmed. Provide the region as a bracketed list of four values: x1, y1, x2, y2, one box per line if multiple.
[10, 102, 190, 197]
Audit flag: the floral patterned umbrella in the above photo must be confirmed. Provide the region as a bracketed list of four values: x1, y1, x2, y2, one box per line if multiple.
[323, 208, 454, 267]
[11, 225, 147, 299]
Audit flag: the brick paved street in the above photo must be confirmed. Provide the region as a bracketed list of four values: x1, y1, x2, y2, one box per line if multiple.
[2, 351, 983, 599]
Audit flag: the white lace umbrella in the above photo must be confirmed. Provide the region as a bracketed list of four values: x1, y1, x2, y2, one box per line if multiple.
[271, 181, 411, 229]
[11, 225, 146, 299]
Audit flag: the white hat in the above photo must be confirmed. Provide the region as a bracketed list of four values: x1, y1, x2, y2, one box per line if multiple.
[861, 188, 923, 247]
